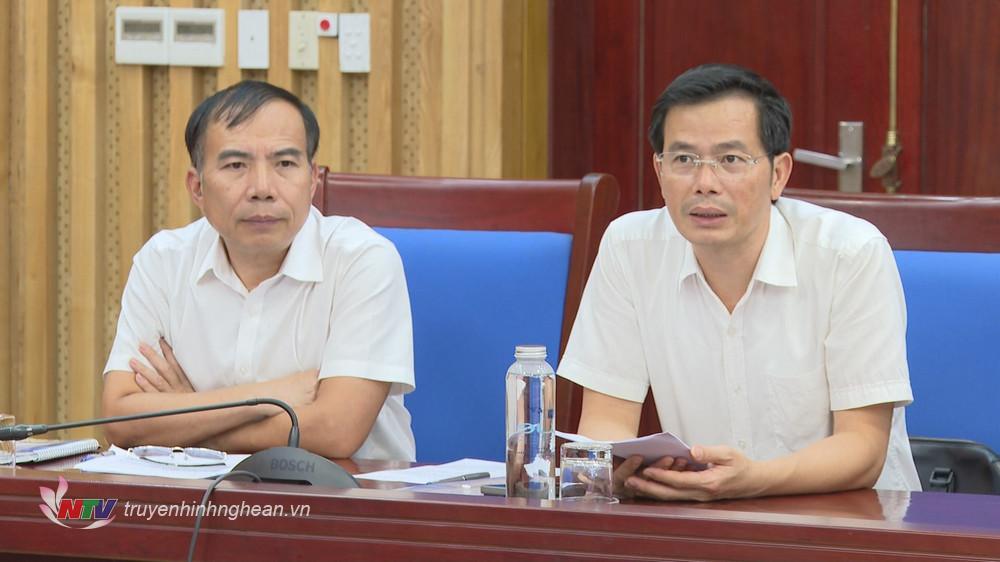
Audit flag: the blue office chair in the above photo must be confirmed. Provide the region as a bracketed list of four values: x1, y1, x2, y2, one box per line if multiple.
[314, 172, 619, 463]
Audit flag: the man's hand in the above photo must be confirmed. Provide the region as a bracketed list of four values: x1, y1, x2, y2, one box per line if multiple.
[612, 455, 645, 498]
[131, 339, 195, 393]
[624, 445, 765, 502]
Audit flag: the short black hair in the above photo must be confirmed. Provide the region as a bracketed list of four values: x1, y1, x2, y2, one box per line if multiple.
[647, 64, 792, 159]
[184, 80, 320, 170]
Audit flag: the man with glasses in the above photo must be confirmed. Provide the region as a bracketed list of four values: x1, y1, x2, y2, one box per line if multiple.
[101, 81, 415, 461]
[558, 64, 920, 500]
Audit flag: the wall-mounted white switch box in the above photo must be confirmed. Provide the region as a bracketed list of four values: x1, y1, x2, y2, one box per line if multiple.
[316, 12, 338, 37]
[168, 8, 225, 67]
[339, 13, 370, 73]
[288, 11, 319, 70]
[238, 10, 269, 69]
[115, 7, 169, 65]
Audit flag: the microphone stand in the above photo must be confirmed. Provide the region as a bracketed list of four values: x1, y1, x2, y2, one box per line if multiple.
[0, 398, 358, 488]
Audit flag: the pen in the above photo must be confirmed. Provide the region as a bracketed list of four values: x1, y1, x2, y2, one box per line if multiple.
[432, 471, 491, 483]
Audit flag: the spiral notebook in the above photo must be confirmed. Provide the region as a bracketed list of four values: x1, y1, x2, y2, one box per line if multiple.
[2, 438, 100, 464]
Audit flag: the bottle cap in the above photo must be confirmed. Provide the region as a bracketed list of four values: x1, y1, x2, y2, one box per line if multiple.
[514, 345, 547, 359]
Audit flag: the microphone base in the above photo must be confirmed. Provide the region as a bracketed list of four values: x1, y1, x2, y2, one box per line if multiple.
[231, 446, 359, 488]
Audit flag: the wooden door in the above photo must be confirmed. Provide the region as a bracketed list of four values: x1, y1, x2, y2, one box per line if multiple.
[552, 0, 1000, 211]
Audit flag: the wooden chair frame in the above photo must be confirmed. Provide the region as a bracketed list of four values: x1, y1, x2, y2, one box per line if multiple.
[312, 170, 620, 433]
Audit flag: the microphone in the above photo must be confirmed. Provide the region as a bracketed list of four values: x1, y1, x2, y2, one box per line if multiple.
[0, 398, 358, 488]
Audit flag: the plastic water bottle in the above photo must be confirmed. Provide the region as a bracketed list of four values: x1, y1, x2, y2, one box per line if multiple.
[505, 344, 556, 499]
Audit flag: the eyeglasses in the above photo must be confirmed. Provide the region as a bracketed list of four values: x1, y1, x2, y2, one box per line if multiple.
[654, 151, 766, 181]
[129, 446, 227, 467]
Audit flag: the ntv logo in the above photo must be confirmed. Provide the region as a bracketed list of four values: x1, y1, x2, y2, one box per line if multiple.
[38, 476, 117, 529]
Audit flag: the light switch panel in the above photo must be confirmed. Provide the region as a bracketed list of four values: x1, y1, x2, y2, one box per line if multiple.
[339, 13, 370, 73]
[238, 10, 269, 69]
[288, 11, 319, 70]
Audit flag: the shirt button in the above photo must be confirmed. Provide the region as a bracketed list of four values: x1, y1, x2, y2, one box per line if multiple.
[738, 440, 747, 449]
[734, 386, 742, 394]
[727, 325, 737, 337]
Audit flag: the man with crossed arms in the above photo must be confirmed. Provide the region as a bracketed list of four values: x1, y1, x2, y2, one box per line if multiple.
[102, 81, 415, 461]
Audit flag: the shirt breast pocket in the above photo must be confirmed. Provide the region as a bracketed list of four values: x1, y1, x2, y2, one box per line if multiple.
[764, 365, 831, 451]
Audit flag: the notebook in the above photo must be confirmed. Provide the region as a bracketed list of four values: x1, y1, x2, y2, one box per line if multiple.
[1, 438, 100, 464]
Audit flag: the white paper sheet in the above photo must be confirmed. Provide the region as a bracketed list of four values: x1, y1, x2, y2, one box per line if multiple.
[355, 458, 506, 484]
[74, 445, 250, 480]
[557, 430, 707, 470]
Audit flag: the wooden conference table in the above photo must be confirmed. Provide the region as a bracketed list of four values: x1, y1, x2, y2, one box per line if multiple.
[1, 457, 999, 561]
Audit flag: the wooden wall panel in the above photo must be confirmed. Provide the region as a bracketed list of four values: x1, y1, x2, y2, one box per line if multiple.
[166, 0, 199, 229]
[166, 69, 199, 228]
[415, 0, 441, 175]
[217, 0, 242, 88]
[496, 0, 522, 178]
[10, 0, 57, 424]
[315, 0, 350, 171]
[1, 0, 547, 435]
[0, 1, 11, 415]
[66, 0, 106, 436]
[896, 0, 923, 196]
[398, 0, 419, 175]
[439, 0, 470, 177]
[267, 0, 295, 90]
[54, 0, 72, 444]
[467, 1, 490, 176]
[521, 0, 547, 178]
[595, 0, 642, 212]
[367, 0, 400, 173]
[549, 0, 641, 215]
[923, 0, 1000, 196]
[548, 0, 593, 187]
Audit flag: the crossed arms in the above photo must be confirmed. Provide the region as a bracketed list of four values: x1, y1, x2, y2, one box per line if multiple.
[101, 339, 389, 458]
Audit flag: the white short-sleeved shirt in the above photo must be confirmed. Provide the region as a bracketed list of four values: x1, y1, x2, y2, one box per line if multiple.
[558, 197, 921, 491]
[105, 206, 416, 461]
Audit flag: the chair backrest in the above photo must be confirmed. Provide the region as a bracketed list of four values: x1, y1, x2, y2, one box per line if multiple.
[782, 189, 1000, 252]
[910, 437, 1000, 494]
[638, 189, 1000, 454]
[313, 171, 619, 463]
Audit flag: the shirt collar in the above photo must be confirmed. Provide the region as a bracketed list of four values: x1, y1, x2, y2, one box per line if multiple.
[752, 204, 798, 287]
[193, 227, 235, 287]
[192, 208, 325, 287]
[278, 207, 324, 283]
[678, 239, 701, 286]
[676, 204, 797, 288]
